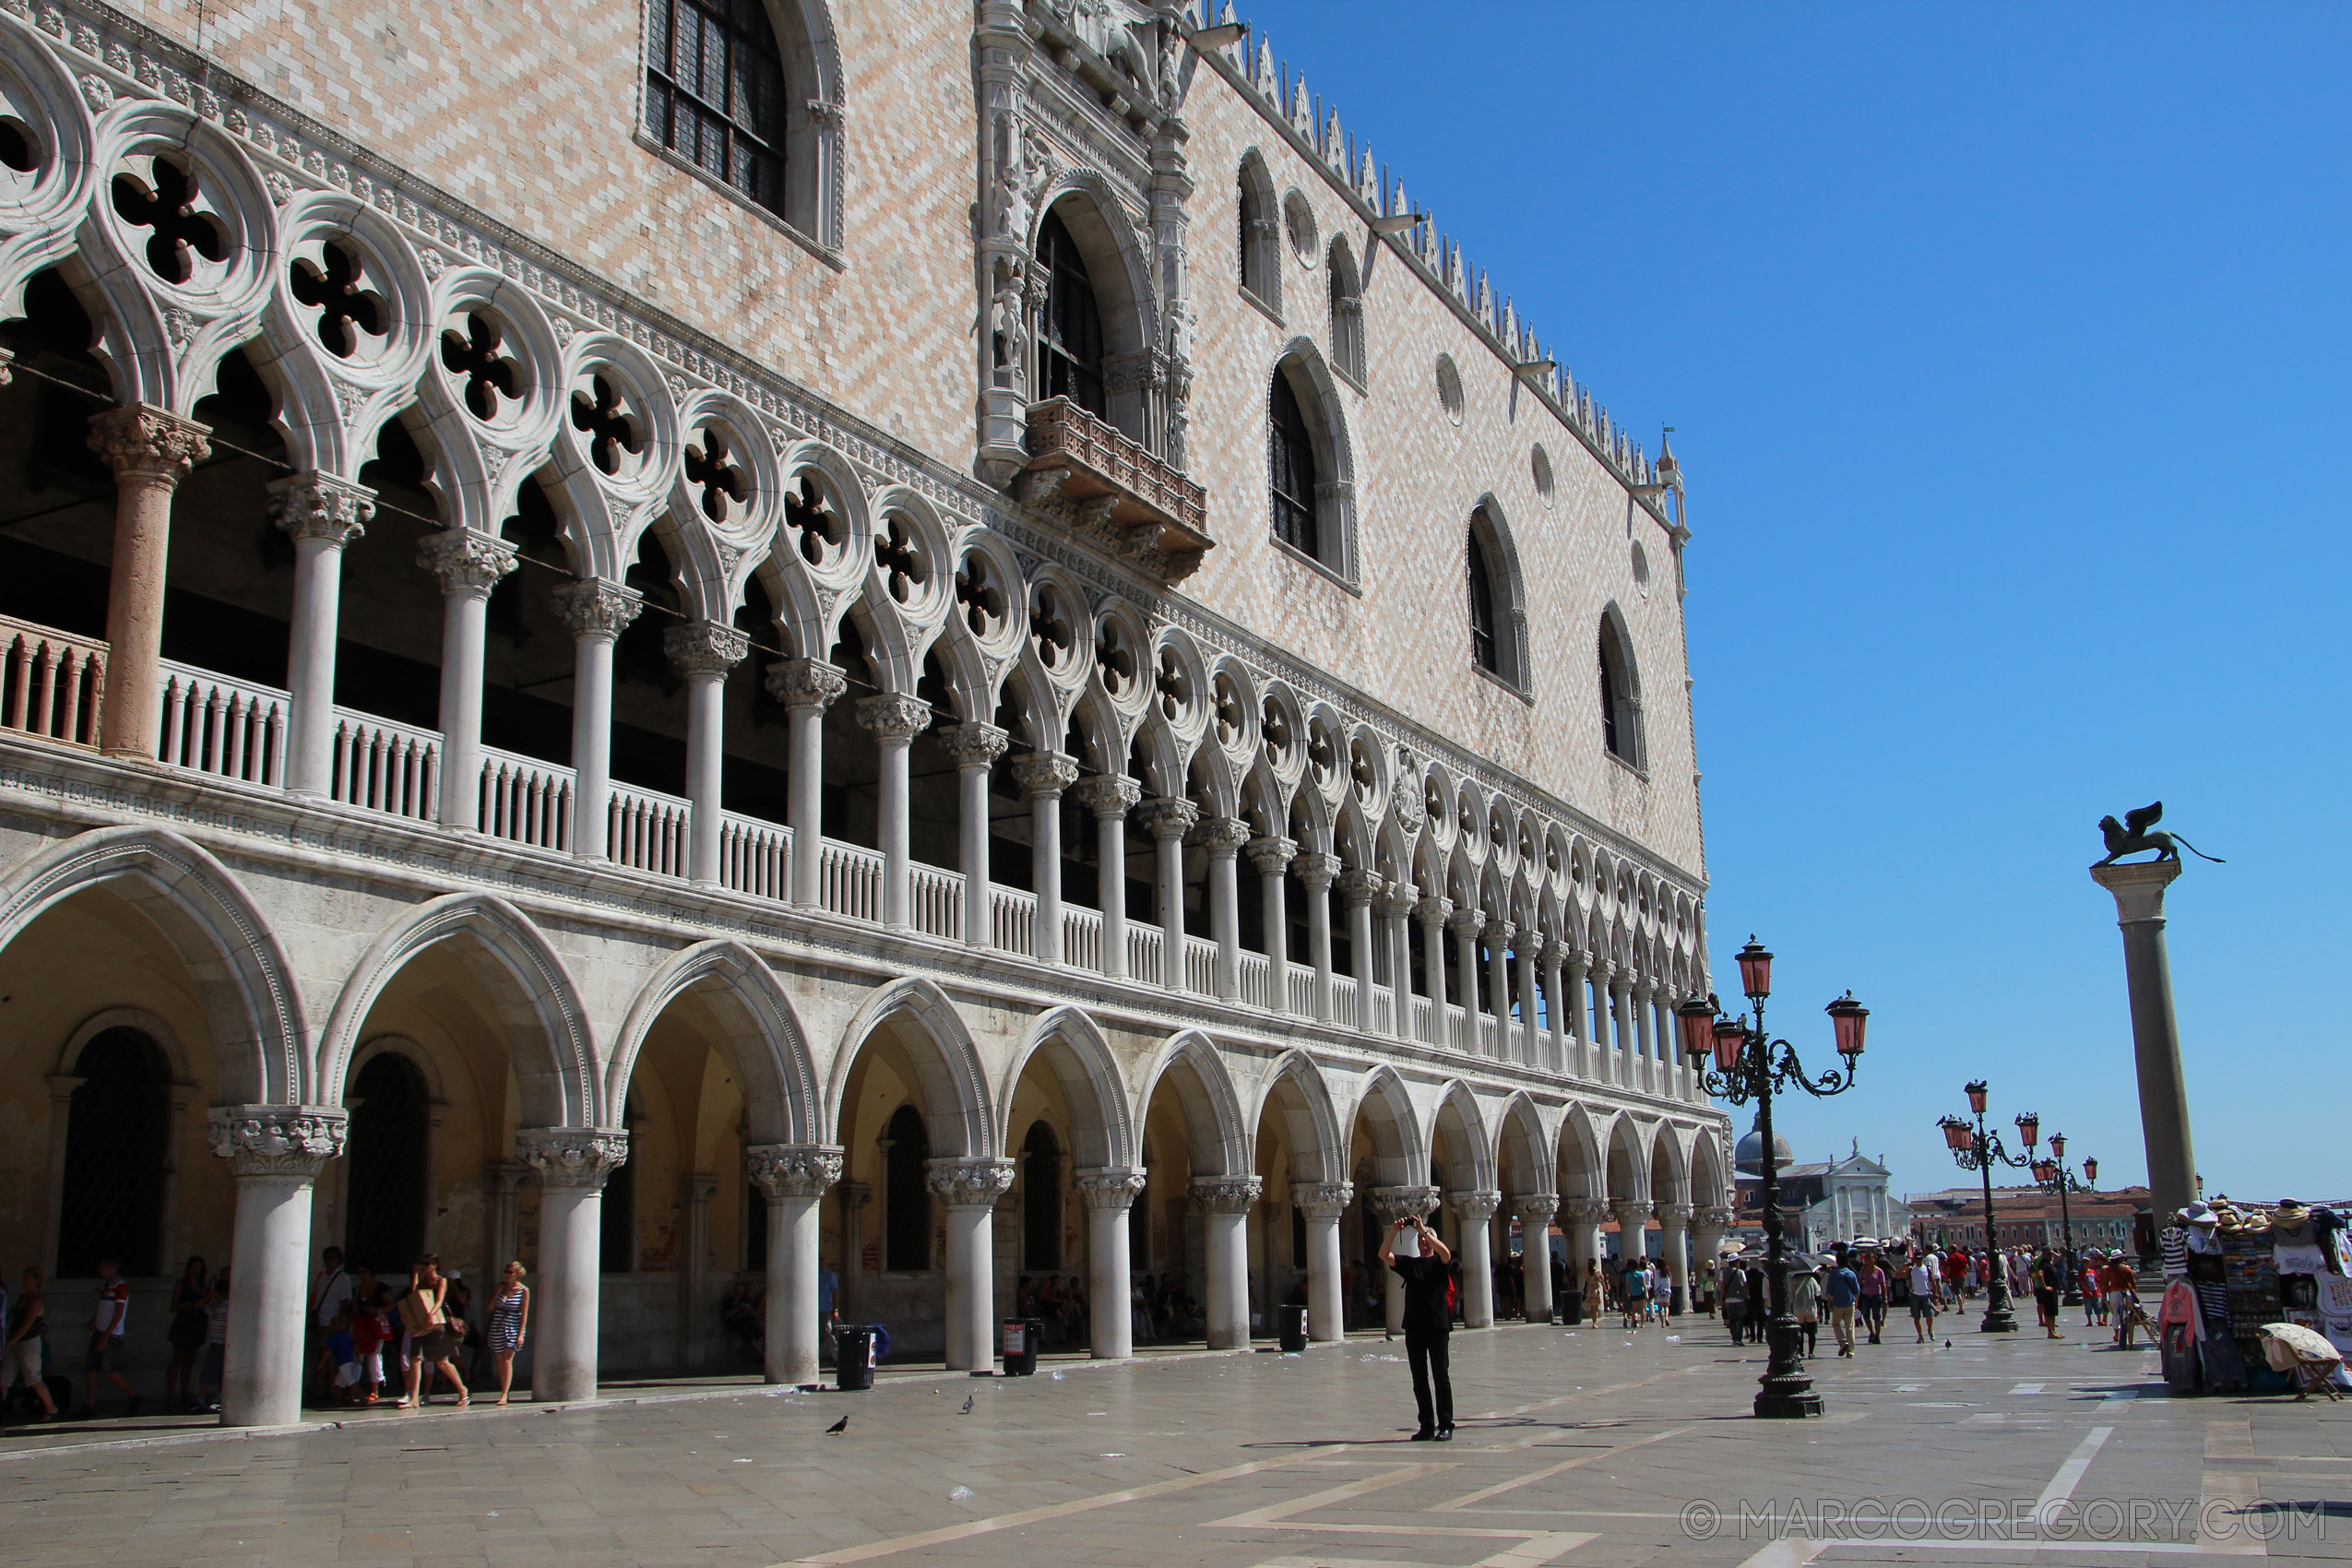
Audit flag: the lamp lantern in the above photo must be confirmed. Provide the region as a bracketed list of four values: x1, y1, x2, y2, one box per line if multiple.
[1965, 1080, 1989, 1116]
[1735, 937, 1774, 1000]
[2049, 1132, 2066, 1160]
[1677, 993, 1718, 1060]
[1713, 1016, 1746, 1073]
[2084, 1157, 2098, 1183]
[2015, 1111, 2039, 1148]
[1940, 1116, 1974, 1152]
[1824, 991, 1868, 1057]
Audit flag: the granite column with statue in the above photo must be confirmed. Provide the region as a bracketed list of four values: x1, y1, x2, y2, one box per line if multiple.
[2089, 858, 2198, 1218]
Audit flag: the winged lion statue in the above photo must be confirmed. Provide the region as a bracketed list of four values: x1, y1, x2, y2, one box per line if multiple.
[2096, 802, 2224, 866]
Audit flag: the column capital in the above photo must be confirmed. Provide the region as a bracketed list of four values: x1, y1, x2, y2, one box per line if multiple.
[552, 577, 644, 639]
[1193, 815, 1253, 856]
[1700, 1204, 1738, 1229]
[1290, 1181, 1354, 1221]
[663, 618, 750, 676]
[1540, 938, 1572, 968]
[680, 1171, 721, 1205]
[766, 657, 849, 712]
[268, 470, 374, 546]
[1245, 834, 1298, 874]
[87, 403, 209, 485]
[1381, 881, 1420, 917]
[1608, 969, 1635, 996]
[837, 1180, 873, 1211]
[1565, 947, 1592, 976]
[1292, 850, 1342, 893]
[855, 691, 933, 742]
[1446, 906, 1487, 939]
[1074, 1167, 1148, 1210]
[1336, 866, 1384, 909]
[417, 528, 518, 597]
[744, 1143, 844, 1200]
[517, 1125, 631, 1189]
[1450, 1188, 1503, 1224]
[1369, 1184, 1441, 1222]
[1484, 917, 1517, 946]
[1654, 1201, 1694, 1225]
[1562, 1196, 1610, 1223]
[1512, 1192, 1561, 1224]
[2088, 858, 2181, 924]
[924, 1156, 1016, 1209]
[1010, 749, 1081, 796]
[937, 722, 1011, 769]
[1134, 797, 1200, 841]
[1188, 1174, 1264, 1214]
[1611, 1197, 1654, 1229]
[1073, 773, 1144, 819]
[206, 1105, 347, 1180]
[1631, 977, 1656, 1003]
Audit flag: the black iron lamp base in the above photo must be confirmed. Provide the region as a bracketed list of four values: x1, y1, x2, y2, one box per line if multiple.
[1755, 1380, 1825, 1419]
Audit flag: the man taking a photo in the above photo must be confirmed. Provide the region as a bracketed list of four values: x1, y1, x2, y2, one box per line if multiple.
[1379, 1212, 1455, 1442]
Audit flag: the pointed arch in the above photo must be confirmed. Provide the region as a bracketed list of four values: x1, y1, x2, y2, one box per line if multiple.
[1690, 1123, 1728, 1209]
[1031, 179, 1160, 447]
[827, 976, 994, 1158]
[1237, 148, 1280, 311]
[1267, 337, 1358, 585]
[1136, 1028, 1249, 1177]
[607, 939, 822, 1146]
[1251, 1048, 1345, 1184]
[998, 1005, 1137, 1171]
[1598, 601, 1645, 770]
[1325, 235, 1365, 383]
[1495, 1091, 1550, 1197]
[1649, 1121, 1691, 1207]
[1556, 1102, 1605, 1200]
[1604, 1113, 1653, 1203]
[1346, 1063, 1425, 1184]
[0, 826, 307, 1105]
[1429, 1080, 1495, 1192]
[1467, 497, 1530, 695]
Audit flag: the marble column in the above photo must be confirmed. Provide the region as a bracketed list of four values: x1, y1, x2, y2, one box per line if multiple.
[1291, 1182, 1353, 1342]
[1073, 775, 1142, 977]
[1485, 921, 1516, 1063]
[665, 620, 751, 885]
[269, 472, 374, 800]
[940, 723, 1010, 946]
[418, 530, 517, 831]
[1655, 990, 1684, 1099]
[1516, 943, 1542, 1067]
[834, 1182, 871, 1326]
[1198, 816, 1253, 1000]
[1449, 908, 1486, 1053]
[1247, 836, 1297, 1013]
[551, 579, 644, 862]
[1337, 869, 1384, 1032]
[1295, 851, 1341, 1022]
[1632, 980, 1657, 1095]
[1563, 1197, 1609, 1312]
[927, 1158, 1015, 1372]
[1075, 1169, 1146, 1359]
[39, 1073, 79, 1277]
[1656, 1201, 1693, 1313]
[1588, 961, 1614, 1082]
[1610, 971, 1637, 1086]
[1011, 750, 1080, 962]
[1134, 799, 1198, 990]
[856, 693, 933, 930]
[1541, 941, 1571, 1075]
[745, 1144, 841, 1386]
[481, 1162, 527, 1284]
[1417, 895, 1454, 1042]
[1192, 1176, 1262, 1349]
[676, 1173, 719, 1368]
[1381, 883, 1417, 1039]
[207, 1106, 346, 1428]
[88, 405, 209, 759]
[517, 1126, 629, 1404]
[1564, 949, 1591, 1078]
[1453, 1190, 1502, 1328]
[1515, 1193, 1560, 1323]
[1691, 1206, 1731, 1286]
[1611, 1197, 1653, 1271]
[766, 659, 848, 908]
[1370, 1185, 1440, 1334]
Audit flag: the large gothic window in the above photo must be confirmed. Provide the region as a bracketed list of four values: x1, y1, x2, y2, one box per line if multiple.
[645, 0, 788, 218]
[1327, 241, 1365, 383]
[1467, 525, 1502, 675]
[1598, 610, 1645, 767]
[1466, 505, 1528, 693]
[344, 1051, 429, 1275]
[883, 1104, 932, 1271]
[1268, 369, 1320, 559]
[1037, 208, 1105, 418]
[1238, 153, 1280, 311]
[56, 1027, 170, 1277]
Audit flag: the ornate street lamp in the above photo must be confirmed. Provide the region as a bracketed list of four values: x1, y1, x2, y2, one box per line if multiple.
[2034, 1133, 2097, 1303]
[1937, 1081, 2035, 1333]
[1677, 938, 1871, 1420]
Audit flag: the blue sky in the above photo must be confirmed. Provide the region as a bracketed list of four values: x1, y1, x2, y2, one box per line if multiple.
[1230, 3, 2352, 1205]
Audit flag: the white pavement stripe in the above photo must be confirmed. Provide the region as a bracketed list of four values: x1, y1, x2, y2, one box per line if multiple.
[1432, 1426, 1691, 1512]
[2009, 1382, 2047, 1394]
[2033, 1424, 2113, 1519]
[2198, 1471, 2270, 1557]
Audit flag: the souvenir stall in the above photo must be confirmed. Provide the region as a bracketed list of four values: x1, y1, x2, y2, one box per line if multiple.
[2158, 1198, 2352, 1395]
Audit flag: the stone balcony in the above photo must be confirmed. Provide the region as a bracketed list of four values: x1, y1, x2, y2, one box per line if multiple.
[1019, 398, 1213, 578]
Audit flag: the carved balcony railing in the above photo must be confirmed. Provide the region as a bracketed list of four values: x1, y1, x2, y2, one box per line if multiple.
[1, 615, 104, 749]
[1020, 398, 1213, 575]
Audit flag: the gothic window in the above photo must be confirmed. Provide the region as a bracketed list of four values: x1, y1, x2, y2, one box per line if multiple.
[344, 1051, 429, 1275]
[1268, 369, 1319, 559]
[645, 0, 788, 218]
[1466, 505, 1527, 691]
[1598, 609, 1645, 768]
[883, 1104, 932, 1271]
[1037, 207, 1106, 418]
[56, 1027, 170, 1277]
[1467, 525, 1501, 676]
[1237, 152, 1280, 312]
[1327, 240, 1365, 383]
[1021, 1121, 1063, 1270]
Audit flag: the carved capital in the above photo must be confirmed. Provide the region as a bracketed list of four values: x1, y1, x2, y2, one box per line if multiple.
[1381, 881, 1420, 918]
[925, 1157, 1016, 1208]
[1540, 938, 1572, 969]
[1188, 1175, 1263, 1215]
[1010, 749, 1081, 797]
[855, 691, 933, 742]
[268, 470, 374, 547]
[744, 1143, 844, 1201]
[1485, 919, 1517, 947]
[1290, 1181, 1355, 1222]
[1134, 798, 1199, 841]
[1245, 835, 1298, 875]
[1074, 1168, 1147, 1211]
[664, 619, 750, 676]
[517, 1125, 631, 1189]
[417, 529, 517, 597]
[551, 578, 644, 640]
[1700, 1205, 1738, 1229]
[1336, 867, 1384, 909]
[1447, 907, 1488, 939]
[1292, 850, 1342, 893]
[207, 1105, 347, 1181]
[1194, 815, 1253, 855]
[1513, 1192, 1562, 1225]
[766, 658, 848, 713]
[1416, 895, 1455, 931]
[1654, 1201, 1694, 1227]
[938, 722, 1012, 769]
[88, 404, 210, 486]
[1451, 1189, 1503, 1224]
[1370, 1184, 1441, 1223]
[1073, 774, 1144, 819]
[1611, 1198, 1654, 1231]
[1562, 1197, 1610, 1223]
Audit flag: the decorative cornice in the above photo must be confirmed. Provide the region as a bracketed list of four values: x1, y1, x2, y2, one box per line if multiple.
[268, 470, 374, 547]
[744, 1142, 843, 1200]
[1188, 1174, 1263, 1214]
[207, 1104, 347, 1180]
[925, 1156, 1016, 1207]
[517, 1125, 631, 1188]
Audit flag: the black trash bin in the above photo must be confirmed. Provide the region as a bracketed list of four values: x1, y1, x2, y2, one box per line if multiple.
[1277, 1304, 1309, 1352]
[834, 1325, 876, 1391]
[1001, 1317, 1043, 1376]
[1558, 1288, 1583, 1326]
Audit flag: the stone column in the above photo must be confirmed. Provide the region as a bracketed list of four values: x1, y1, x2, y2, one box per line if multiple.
[1453, 1190, 1502, 1328]
[418, 529, 517, 831]
[1564, 948, 1590, 1077]
[1485, 921, 1515, 1061]
[926, 1158, 1015, 1372]
[1691, 1206, 1731, 1285]
[1135, 799, 1198, 990]
[1198, 816, 1253, 1000]
[1656, 1201, 1693, 1313]
[517, 1126, 629, 1404]
[1337, 869, 1384, 1031]
[834, 1181, 871, 1325]
[1291, 1182, 1353, 1342]
[939, 724, 1009, 946]
[1588, 961, 1615, 1081]
[856, 693, 932, 930]
[1192, 1176, 1262, 1349]
[1074, 775, 1141, 978]
[1012, 751, 1081, 963]
[1563, 1197, 1609, 1302]
[1371, 1185, 1440, 1333]
[676, 1173, 719, 1368]
[1542, 941, 1571, 1075]
[664, 621, 750, 885]
[1381, 883, 1417, 1039]
[207, 1106, 346, 1428]
[481, 1162, 527, 1283]
[1075, 1169, 1146, 1359]
[2089, 860, 2198, 1218]
[1517, 940, 1542, 1067]
[745, 1144, 841, 1386]
[766, 659, 847, 907]
[88, 405, 209, 759]
[1515, 1193, 1560, 1323]
[1632, 980, 1657, 1095]
[1612, 1197, 1652, 1270]
[1610, 972, 1637, 1087]
[1417, 895, 1454, 1039]
[1247, 835, 1297, 1013]
[1449, 908, 1486, 1052]
[270, 472, 374, 800]
[1296, 851, 1341, 1022]
[551, 580, 644, 863]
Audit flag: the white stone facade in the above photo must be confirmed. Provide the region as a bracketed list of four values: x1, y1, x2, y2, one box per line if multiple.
[0, 0, 1727, 1427]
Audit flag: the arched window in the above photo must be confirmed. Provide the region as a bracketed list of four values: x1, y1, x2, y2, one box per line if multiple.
[345, 1051, 429, 1275]
[56, 1027, 170, 1277]
[1037, 208, 1105, 418]
[1265, 348, 1358, 583]
[1466, 505, 1527, 691]
[1467, 525, 1502, 676]
[1598, 611, 1645, 768]
[645, 0, 788, 217]
[883, 1104, 932, 1271]
[1021, 1121, 1062, 1270]
[1238, 152, 1279, 311]
[1269, 369, 1319, 559]
[1327, 240, 1364, 382]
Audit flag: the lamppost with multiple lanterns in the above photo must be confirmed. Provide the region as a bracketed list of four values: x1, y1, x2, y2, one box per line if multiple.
[1938, 1081, 2037, 1334]
[1677, 938, 1871, 1420]
[2031, 1135, 2099, 1304]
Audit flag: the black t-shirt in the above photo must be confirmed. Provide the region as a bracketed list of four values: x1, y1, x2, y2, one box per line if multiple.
[1389, 1253, 1452, 1336]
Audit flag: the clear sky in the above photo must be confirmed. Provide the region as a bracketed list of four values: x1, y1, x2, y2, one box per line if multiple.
[1228, 3, 2351, 1206]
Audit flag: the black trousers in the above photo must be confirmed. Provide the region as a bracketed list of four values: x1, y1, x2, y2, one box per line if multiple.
[1406, 1325, 1453, 1433]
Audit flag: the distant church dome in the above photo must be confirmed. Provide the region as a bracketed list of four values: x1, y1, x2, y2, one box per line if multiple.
[1734, 1110, 1794, 1176]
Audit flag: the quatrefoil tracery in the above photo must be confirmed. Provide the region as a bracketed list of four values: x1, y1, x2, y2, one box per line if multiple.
[440, 312, 521, 422]
[954, 552, 1006, 637]
[113, 155, 227, 286]
[569, 374, 644, 477]
[1030, 583, 1075, 671]
[1096, 621, 1138, 701]
[684, 425, 749, 523]
[289, 239, 386, 360]
[784, 475, 845, 567]
[1155, 647, 1193, 722]
[874, 516, 926, 605]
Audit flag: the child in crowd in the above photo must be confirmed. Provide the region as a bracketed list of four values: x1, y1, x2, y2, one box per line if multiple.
[320, 1312, 362, 1405]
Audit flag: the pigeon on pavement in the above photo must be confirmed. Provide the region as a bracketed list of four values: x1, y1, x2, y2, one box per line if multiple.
[825, 1416, 849, 1434]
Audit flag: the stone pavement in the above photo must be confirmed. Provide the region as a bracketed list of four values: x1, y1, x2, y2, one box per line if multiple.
[3, 1319, 2347, 1568]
